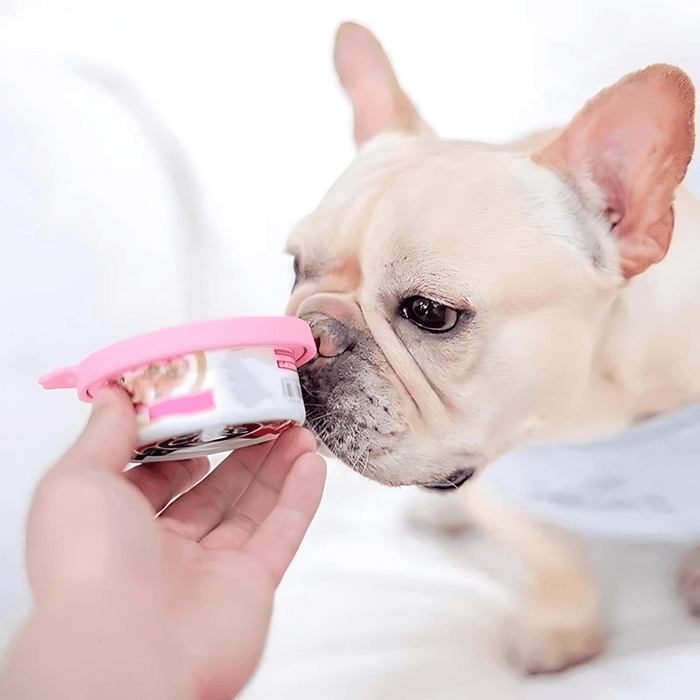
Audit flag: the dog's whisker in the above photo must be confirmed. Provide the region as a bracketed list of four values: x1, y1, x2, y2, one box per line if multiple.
[359, 450, 370, 478]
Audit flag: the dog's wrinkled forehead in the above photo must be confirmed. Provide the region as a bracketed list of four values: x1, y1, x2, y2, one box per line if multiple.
[287, 138, 424, 270]
[289, 139, 600, 306]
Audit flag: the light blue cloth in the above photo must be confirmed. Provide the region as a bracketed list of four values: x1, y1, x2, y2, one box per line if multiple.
[482, 403, 700, 540]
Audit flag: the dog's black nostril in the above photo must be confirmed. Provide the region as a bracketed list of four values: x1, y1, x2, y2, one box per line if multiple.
[312, 325, 355, 358]
[306, 316, 359, 359]
[422, 467, 475, 491]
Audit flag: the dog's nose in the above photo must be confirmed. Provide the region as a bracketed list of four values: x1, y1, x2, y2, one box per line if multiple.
[315, 332, 346, 359]
[309, 316, 357, 358]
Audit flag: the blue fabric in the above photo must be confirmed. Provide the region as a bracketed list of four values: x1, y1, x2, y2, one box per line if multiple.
[481, 403, 700, 539]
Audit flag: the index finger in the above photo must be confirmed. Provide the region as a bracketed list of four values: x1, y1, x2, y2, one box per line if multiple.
[242, 450, 326, 586]
[51, 387, 137, 477]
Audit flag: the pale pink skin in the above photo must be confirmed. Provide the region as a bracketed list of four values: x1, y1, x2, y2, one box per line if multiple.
[0, 388, 326, 700]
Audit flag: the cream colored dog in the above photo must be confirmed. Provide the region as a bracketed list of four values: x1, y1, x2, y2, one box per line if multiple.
[286, 22, 700, 674]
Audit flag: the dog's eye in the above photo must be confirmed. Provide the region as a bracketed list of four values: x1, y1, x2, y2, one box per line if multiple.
[399, 296, 459, 333]
[292, 257, 300, 291]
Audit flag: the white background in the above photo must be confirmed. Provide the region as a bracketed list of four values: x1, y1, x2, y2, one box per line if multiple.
[1, 1, 700, 698]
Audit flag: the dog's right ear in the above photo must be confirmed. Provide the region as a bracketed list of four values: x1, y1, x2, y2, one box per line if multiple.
[333, 22, 433, 148]
[532, 65, 695, 279]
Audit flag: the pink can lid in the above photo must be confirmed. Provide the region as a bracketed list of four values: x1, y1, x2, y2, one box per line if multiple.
[39, 316, 316, 402]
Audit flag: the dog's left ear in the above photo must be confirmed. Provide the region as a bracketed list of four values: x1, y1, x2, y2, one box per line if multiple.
[333, 22, 433, 148]
[533, 65, 695, 278]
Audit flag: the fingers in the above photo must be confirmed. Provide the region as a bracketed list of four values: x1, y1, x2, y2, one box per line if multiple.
[157, 437, 278, 541]
[242, 451, 326, 586]
[51, 387, 137, 477]
[50, 387, 211, 513]
[198, 428, 318, 551]
[125, 457, 211, 513]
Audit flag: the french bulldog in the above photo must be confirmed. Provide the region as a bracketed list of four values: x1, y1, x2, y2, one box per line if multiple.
[285, 22, 700, 674]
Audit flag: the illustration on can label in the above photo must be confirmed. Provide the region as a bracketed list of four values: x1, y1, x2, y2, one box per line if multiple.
[119, 352, 208, 427]
[132, 420, 294, 461]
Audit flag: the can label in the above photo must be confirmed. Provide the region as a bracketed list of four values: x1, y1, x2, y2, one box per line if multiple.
[119, 352, 208, 427]
[117, 346, 304, 462]
[132, 420, 294, 462]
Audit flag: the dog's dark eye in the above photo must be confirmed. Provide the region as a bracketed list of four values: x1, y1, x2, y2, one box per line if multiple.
[400, 296, 459, 332]
[292, 257, 300, 291]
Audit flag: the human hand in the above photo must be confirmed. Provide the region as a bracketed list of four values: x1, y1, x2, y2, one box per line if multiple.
[8, 387, 326, 700]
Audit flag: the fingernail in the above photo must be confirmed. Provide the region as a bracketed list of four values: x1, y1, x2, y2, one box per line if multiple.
[299, 452, 327, 479]
[91, 385, 120, 411]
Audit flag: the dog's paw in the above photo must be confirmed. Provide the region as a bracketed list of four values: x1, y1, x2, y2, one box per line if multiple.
[504, 613, 607, 676]
[676, 545, 700, 618]
[402, 488, 474, 537]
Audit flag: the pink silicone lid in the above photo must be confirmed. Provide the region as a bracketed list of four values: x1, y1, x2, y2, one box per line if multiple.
[39, 316, 316, 402]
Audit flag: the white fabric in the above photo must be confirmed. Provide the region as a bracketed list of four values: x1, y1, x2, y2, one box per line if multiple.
[240, 465, 700, 700]
[1, 2, 700, 698]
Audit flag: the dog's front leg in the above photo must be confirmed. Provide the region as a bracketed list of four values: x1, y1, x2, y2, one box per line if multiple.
[676, 544, 700, 618]
[461, 479, 607, 675]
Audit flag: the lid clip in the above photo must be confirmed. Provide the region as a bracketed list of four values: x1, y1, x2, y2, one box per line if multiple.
[39, 367, 78, 390]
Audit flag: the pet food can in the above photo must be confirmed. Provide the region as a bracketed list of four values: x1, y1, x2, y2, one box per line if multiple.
[39, 317, 316, 463]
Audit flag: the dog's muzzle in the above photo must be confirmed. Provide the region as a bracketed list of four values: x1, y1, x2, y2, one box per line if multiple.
[422, 467, 475, 490]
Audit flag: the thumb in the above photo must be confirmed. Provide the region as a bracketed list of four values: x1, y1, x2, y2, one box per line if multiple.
[52, 386, 137, 477]
[27, 388, 161, 605]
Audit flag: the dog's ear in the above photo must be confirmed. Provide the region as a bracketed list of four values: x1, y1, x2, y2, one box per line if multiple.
[533, 65, 695, 278]
[333, 22, 433, 148]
